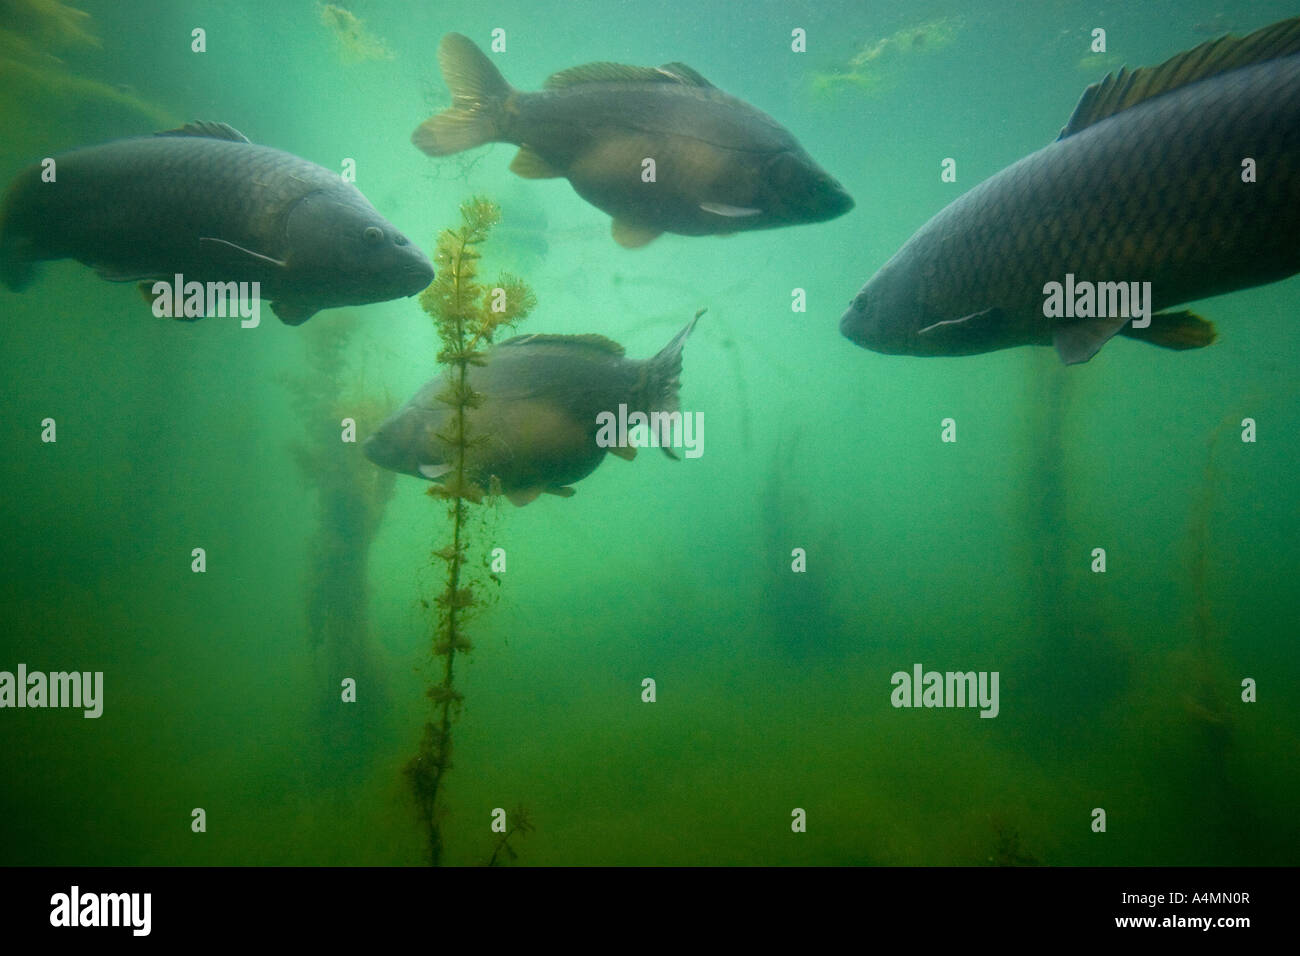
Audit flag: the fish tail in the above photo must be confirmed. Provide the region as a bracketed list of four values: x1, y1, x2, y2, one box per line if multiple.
[412, 33, 514, 156]
[646, 308, 705, 416]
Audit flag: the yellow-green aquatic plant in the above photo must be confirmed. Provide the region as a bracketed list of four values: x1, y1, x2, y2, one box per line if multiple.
[810, 16, 961, 99]
[405, 197, 535, 866]
[318, 3, 393, 64]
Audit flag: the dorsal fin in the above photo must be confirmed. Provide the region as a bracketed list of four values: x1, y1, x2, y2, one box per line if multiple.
[1060, 16, 1300, 138]
[155, 121, 252, 143]
[498, 332, 625, 356]
[656, 62, 715, 87]
[544, 60, 713, 90]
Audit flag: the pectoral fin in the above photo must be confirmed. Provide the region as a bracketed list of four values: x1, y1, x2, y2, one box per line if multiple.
[917, 307, 1006, 351]
[544, 486, 576, 498]
[700, 202, 761, 218]
[509, 146, 563, 179]
[271, 299, 317, 326]
[93, 263, 156, 282]
[200, 236, 288, 269]
[418, 463, 453, 479]
[612, 219, 662, 248]
[607, 444, 637, 461]
[505, 486, 544, 507]
[1052, 314, 1131, 364]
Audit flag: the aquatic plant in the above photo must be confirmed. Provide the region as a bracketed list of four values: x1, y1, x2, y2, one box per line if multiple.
[0, 0, 173, 141]
[810, 17, 961, 98]
[404, 197, 535, 866]
[282, 315, 396, 770]
[487, 805, 535, 866]
[318, 3, 393, 64]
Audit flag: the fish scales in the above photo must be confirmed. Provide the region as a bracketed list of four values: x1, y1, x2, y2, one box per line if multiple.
[841, 18, 1300, 363]
[413, 34, 852, 246]
[1, 123, 435, 323]
[923, 55, 1300, 326]
[365, 315, 701, 506]
[6, 137, 338, 276]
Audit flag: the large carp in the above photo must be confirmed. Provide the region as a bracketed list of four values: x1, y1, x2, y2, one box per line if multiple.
[0, 122, 434, 324]
[413, 34, 852, 248]
[364, 313, 702, 506]
[840, 17, 1300, 364]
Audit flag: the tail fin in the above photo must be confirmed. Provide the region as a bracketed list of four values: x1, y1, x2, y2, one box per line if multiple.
[412, 33, 514, 156]
[645, 309, 705, 458]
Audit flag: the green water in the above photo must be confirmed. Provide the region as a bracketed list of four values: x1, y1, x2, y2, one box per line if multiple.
[1, 0, 1297, 866]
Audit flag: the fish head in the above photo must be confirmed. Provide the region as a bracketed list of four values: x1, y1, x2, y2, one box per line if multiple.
[839, 257, 939, 355]
[286, 191, 435, 303]
[758, 149, 854, 224]
[362, 389, 444, 479]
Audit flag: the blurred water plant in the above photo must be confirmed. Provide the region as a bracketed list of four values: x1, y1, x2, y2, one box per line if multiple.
[318, 3, 393, 64]
[283, 315, 397, 770]
[0, 0, 172, 146]
[487, 805, 535, 866]
[810, 16, 961, 98]
[404, 197, 535, 866]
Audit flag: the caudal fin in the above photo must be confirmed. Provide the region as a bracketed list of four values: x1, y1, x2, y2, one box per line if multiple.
[412, 33, 514, 156]
[646, 307, 705, 420]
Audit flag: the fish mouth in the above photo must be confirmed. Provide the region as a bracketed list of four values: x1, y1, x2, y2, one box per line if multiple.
[822, 183, 855, 220]
[402, 259, 436, 294]
[839, 300, 902, 354]
[838, 306, 872, 348]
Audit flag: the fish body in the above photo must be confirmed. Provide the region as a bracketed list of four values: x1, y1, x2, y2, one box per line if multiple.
[364, 314, 700, 505]
[413, 34, 852, 247]
[840, 18, 1300, 364]
[0, 122, 434, 324]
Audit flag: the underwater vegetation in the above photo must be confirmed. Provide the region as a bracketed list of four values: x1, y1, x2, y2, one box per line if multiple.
[487, 805, 535, 866]
[0, 0, 96, 50]
[318, 3, 393, 64]
[810, 16, 962, 98]
[283, 315, 396, 764]
[402, 197, 535, 866]
[988, 815, 1041, 866]
[760, 429, 853, 661]
[0, 0, 172, 142]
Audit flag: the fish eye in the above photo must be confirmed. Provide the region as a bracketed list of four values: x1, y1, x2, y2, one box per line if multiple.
[394, 233, 409, 246]
[364, 226, 383, 243]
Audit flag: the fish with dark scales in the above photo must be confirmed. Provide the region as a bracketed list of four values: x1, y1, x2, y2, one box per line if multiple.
[840, 17, 1300, 364]
[0, 122, 435, 324]
[364, 313, 701, 506]
[413, 34, 853, 247]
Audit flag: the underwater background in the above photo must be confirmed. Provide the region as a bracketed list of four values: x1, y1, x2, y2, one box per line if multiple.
[1, 0, 1297, 866]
